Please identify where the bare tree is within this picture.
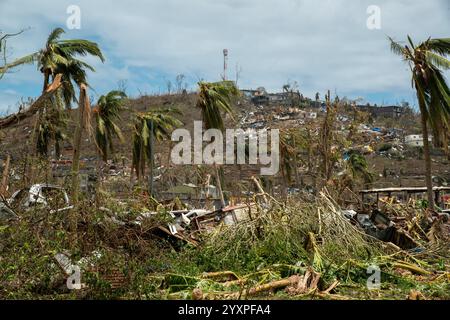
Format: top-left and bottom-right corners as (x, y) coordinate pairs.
(175, 74), (185, 93)
(166, 80), (173, 95)
(117, 79), (128, 94)
(0, 29), (29, 79)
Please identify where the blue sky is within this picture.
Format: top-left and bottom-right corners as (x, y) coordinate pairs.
(0, 0), (449, 115)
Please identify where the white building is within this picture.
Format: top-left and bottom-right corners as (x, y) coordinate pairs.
(405, 134), (432, 147)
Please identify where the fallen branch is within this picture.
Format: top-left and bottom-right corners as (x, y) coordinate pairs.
(201, 271), (239, 282)
(392, 262), (431, 276)
(0, 74), (62, 129)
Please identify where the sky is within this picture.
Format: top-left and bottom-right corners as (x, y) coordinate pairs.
(0, 0), (449, 114)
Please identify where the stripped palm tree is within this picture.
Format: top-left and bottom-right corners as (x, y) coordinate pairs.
(132, 109), (182, 195)
(196, 80), (239, 206)
(94, 90), (127, 162)
(389, 36), (450, 209)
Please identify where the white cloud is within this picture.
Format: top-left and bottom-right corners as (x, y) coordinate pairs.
(0, 0), (449, 112)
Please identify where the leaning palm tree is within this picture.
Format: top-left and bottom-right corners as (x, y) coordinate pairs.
(14, 28), (104, 154)
(37, 28), (104, 96)
(196, 80), (239, 206)
(2, 27), (104, 103)
(36, 28), (104, 157)
(34, 29), (105, 204)
(389, 36), (450, 209)
(33, 29), (105, 239)
(93, 90), (127, 162)
(132, 109), (182, 195)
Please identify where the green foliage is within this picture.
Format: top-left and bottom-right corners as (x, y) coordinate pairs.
(132, 108), (182, 179)
(94, 90), (127, 162)
(346, 150), (374, 184)
(196, 80), (239, 131)
(38, 28), (104, 103)
(182, 196), (383, 274)
(389, 36), (450, 153)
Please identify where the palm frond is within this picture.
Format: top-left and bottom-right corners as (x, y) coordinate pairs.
(388, 36), (406, 57)
(46, 28), (65, 46)
(58, 39), (105, 62)
(0, 52), (38, 73)
(131, 108), (183, 179)
(428, 38), (450, 56)
(94, 90), (127, 161)
(426, 51), (450, 70)
(196, 81), (239, 131)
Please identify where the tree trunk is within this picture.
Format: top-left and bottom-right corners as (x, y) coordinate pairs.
(419, 107), (434, 210)
(0, 154), (10, 196)
(32, 70), (51, 155)
(214, 164), (226, 208)
(292, 135), (300, 187)
(71, 84), (89, 204)
(42, 70), (50, 93)
(148, 120), (154, 197)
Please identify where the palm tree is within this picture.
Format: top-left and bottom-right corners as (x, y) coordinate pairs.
(36, 28), (104, 157)
(37, 28), (104, 96)
(20, 28), (104, 155)
(389, 36), (450, 209)
(33, 29), (105, 204)
(94, 90), (127, 162)
(2, 28), (104, 103)
(132, 109), (182, 196)
(4, 28), (105, 166)
(196, 80), (239, 206)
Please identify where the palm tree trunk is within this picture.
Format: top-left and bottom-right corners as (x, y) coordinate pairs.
(419, 106), (434, 210)
(214, 164), (226, 208)
(71, 84), (88, 204)
(292, 136), (300, 187)
(67, 85), (88, 246)
(148, 120), (154, 197)
(42, 70), (50, 93)
(32, 70), (50, 155)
